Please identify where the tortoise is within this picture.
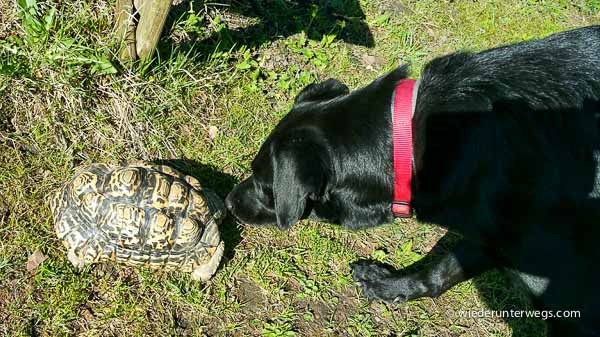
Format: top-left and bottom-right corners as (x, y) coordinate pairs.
(49, 162), (225, 281)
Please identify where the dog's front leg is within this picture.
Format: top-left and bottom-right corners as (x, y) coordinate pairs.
(352, 242), (496, 303)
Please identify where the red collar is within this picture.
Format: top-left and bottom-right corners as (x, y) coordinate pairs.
(391, 79), (418, 217)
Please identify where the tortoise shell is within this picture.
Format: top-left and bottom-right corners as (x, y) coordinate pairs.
(49, 162), (225, 281)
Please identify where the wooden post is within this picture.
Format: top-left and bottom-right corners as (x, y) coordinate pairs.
(115, 0), (137, 61)
(114, 0), (172, 62)
(134, 0), (172, 61)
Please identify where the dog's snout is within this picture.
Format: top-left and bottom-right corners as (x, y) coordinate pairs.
(226, 177), (277, 226)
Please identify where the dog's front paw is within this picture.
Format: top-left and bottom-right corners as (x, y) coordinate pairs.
(351, 260), (421, 304)
(351, 260), (393, 280)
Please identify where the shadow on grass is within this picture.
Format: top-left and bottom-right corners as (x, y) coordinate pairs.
(356, 232), (547, 336)
(473, 271), (547, 337)
(428, 233), (547, 337)
(428, 234), (547, 337)
(161, 0), (373, 59)
(153, 159), (242, 262)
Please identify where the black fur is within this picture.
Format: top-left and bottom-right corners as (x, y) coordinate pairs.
(226, 26), (600, 336)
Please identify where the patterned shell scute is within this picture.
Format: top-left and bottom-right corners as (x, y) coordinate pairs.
(50, 162), (225, 276)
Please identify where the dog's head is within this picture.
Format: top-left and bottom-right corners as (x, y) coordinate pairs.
(226, 67), (407, 230)
(225, 79), (350, 229)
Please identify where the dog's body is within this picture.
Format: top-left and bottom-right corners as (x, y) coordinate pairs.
(226, 26), (600, 336)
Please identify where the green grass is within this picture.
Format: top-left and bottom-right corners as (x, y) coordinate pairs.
(0, 0), (598, 336)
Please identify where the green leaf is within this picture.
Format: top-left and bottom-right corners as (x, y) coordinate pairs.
(90, 57), (117, 75)
(371, 249), (387, 261)
(371, 13), (390, 27)
(43, 7), (55, 31)
(17, 0), (36, 13)
(236, 62), (252, 70)
(301, 49), (314, 59)
(400, 240), (413, 253)
(320, 34), (336, 47)
(250, 68), (261, 81)
(25, 0), (37, 9)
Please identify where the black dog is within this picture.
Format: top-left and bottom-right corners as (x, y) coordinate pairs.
(226, 26), (600, 336)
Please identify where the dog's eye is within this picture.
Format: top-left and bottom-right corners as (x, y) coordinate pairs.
(252, 179), (273, 195)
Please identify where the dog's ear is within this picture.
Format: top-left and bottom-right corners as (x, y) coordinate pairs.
(271, 134), (328, 229)
(294, 78), (349, 106)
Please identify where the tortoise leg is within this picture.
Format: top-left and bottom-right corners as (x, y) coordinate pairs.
(191, 241), (224, 282)
(67, 249), (86, 270)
